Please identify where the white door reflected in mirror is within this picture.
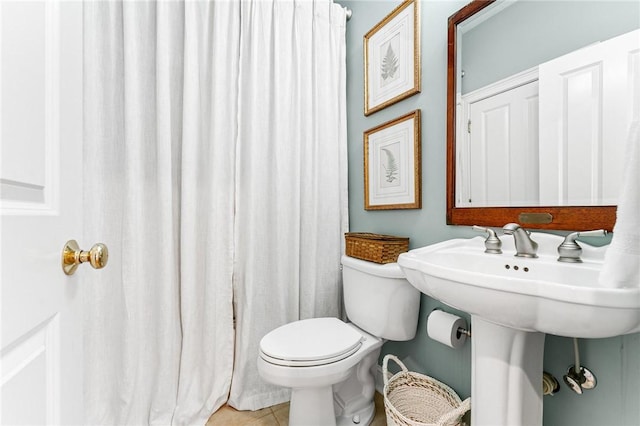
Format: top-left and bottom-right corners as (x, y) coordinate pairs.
(457, 28), (639, 208)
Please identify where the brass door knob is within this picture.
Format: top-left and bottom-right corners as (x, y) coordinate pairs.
(62, 240), (109, 275)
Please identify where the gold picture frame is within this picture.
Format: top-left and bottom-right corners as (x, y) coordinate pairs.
(364, 110), (421, 210)
(364, 0), (421, 116)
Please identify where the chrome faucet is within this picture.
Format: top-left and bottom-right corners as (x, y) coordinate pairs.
(502, 223), (538, 258)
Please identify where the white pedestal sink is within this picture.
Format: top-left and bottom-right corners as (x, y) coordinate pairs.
(397, 233), (640, 426)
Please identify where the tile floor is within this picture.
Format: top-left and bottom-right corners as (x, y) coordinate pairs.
(206, 391), (388, 426)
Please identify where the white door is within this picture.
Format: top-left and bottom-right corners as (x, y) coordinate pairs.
(1, 1), (84, 424)
(538, 29), (640, 206)
(464, 80), (539, 207)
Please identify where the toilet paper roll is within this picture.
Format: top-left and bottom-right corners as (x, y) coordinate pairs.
(427, 310), (467, 349)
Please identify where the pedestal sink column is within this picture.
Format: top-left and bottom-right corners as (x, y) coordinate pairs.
(471, 316), (546, 426)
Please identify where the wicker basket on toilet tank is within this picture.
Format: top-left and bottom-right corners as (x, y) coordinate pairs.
(345, 233), (409, 264)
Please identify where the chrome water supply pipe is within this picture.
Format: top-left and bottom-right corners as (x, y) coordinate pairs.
(563, 338), (597, 394)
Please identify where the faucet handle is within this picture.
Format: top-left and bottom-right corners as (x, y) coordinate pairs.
(472, 225), (502, 254)
(557, 230), (607, 263)
(574, 230), (607, 238)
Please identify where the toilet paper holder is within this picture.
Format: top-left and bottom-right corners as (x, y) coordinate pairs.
(432, 309), (471, 338)
(427, 309), (471, 349)
(456, 326), (471, 339)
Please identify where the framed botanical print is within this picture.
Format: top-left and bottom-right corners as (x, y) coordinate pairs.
(364, 110), (421, 210)
(364, 0), (421, 116)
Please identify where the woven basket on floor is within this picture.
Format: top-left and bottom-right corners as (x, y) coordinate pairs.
(383, 355), (471, 426)
(344, 232), (409, 264)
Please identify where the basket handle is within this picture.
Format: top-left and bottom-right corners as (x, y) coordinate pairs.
(435, 397), (471, 426)
(382, 354), (409, 387)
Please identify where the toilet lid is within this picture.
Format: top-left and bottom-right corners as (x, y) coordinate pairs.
(260, 318), (363, 366)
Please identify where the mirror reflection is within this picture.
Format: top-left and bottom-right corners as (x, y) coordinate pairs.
(454, 0), (640, 208)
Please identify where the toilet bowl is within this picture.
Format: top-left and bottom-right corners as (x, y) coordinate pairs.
(258, 319), (383, 425)
(257, 255), (420, 426)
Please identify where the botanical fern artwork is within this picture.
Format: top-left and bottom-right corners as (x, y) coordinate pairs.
(381, 147), (399, 183)
(380, 43), (399, 81)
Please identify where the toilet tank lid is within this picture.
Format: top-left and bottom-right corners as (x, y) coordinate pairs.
(341, 255), (405, 279)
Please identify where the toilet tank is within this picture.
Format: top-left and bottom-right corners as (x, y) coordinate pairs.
(341, 255), (420, 341)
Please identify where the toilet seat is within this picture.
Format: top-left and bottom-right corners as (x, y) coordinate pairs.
(259, 317), (363, 367)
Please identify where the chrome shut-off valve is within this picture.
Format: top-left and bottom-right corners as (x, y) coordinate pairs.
(564, 365), (597, 395)
(563, 338), (597, 394)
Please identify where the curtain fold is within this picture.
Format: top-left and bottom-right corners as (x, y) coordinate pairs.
(229, 0), (348, 410)
(84, 1), (238, 424)
(84, 2), (182, 424)
(173, 1), (239, 424)
(84, 0), (346, 422)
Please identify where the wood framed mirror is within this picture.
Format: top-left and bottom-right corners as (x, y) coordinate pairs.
(446, 0), (639, 231)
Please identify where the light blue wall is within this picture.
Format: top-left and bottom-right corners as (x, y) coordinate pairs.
(338, 1), (640, 424)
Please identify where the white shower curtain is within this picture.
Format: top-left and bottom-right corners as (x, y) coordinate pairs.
(229, 0), (347, 410)
(83, 0), (346, 424)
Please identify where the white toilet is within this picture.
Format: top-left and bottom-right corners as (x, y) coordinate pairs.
(257, 255), (420, 426)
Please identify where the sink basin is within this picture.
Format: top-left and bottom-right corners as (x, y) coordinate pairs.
(398, 232), (640, 426)
(398, 232), (640, 338)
